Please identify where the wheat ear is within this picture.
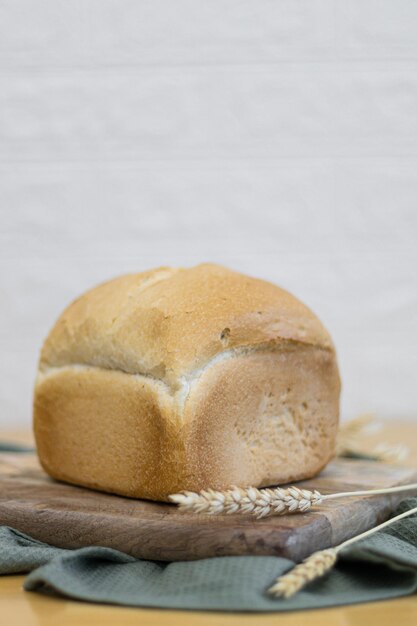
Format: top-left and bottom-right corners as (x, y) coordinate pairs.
(169, 482), (417, 519)
(268, 504), (417, 598)
(336, 412), (375, 455)
(169, 486), (323, 518)
(371, 442), (409, 463)
(336, 413), (409, 463)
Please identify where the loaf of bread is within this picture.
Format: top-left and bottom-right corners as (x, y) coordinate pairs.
(34, 263), (340, 501)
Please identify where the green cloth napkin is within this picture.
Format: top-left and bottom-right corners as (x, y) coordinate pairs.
(0, 442), (34, 453)
(0, 499), (416, 612)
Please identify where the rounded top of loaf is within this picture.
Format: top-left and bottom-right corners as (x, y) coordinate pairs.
(39, 263), (335, 388)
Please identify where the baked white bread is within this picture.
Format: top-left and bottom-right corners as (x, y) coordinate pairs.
(34, 263), (340, 501)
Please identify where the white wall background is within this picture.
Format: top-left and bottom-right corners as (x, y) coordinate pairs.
(1, 1), (417, 428)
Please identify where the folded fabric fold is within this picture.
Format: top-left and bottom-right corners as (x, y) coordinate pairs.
(0, 499), (416, 612)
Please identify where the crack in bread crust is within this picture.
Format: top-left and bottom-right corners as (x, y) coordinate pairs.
(39, 264), (335, 390)
(37, 339), (334, 403)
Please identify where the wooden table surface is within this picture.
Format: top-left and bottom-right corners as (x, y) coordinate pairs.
(1, 421), (417, 626)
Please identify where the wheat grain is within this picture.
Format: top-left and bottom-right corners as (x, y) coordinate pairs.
(268, 504), (417, 598)
(336, 412), (376, 456)
(336, 413), (409, 462)
(372, 443), (409, 463)
(268, 549), (337, 598)
(169, 485), (323, 518)
(169, 482), (417, 518)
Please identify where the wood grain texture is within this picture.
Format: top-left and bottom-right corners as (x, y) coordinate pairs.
(1, 453), (416, 563)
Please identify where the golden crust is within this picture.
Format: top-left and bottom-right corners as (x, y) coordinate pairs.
(34, 367), (184, 499)
(183, 345), (340, 492)
(34, 263), (341, 501)
(34, 345), (340, 501)
(39, 263), (334, 388)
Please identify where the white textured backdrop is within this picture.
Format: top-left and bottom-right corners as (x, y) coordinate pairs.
(1, 1), (417, 427)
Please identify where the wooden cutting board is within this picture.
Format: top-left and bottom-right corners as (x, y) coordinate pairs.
(1, 452), (416, 563)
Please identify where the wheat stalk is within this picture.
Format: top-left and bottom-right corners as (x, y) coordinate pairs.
(336, 412), (374, 456)
(169, 482), (417, 519)
(336, 413), (375, 449)
(336, 413), (409, 463)
(372, 442), (409, 463)
(170, 486), (323, 518)
(268, 504), (417, 598)
(269, 549), (337, 598)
